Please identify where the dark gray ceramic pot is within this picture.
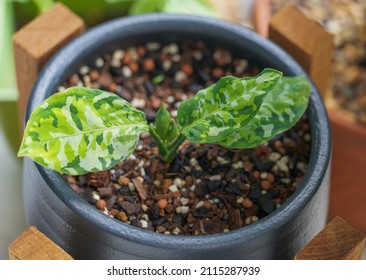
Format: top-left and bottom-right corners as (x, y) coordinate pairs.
(23, 14), (331, 259)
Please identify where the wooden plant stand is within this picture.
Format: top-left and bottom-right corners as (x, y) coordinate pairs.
(10, 2), (365, 260)
(9, 217), (365, 260)
(12, 3), (85, 133)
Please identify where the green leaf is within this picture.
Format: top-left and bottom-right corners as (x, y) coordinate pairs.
(128, 0), (167, 14)
(177, 68), (283, 143)
(18, 87), (148, 175)
(155, 103), (171, 140)
(163, 0), (219, 17)
(219, 77), (311, 148)
(167, 120), (179, 142)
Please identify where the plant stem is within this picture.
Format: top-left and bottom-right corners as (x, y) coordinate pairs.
(148, 125), (186, 163)
(163, 133), (186, 162)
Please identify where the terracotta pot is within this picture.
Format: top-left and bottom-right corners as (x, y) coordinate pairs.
(23, 14), (331, 259)
(328, 110), (366, 233)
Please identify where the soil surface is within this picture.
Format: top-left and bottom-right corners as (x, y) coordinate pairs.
(61, 40), (311, 235)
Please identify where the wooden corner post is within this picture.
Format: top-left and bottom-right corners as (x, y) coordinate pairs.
(269, 5), (333, 99)
(12, 3), (85, 133)
(9, 226), (73, 260)
(295, 217), (366, 260)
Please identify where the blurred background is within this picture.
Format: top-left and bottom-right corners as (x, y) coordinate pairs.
(1, 0), (366, 259)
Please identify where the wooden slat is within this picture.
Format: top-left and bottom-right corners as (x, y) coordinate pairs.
(269, 5), (333, 99)
(9, 226), (73, 260)
(295, 217), (366, 260)
(12, 2), (85, 134)
(253, 0), (271, 37)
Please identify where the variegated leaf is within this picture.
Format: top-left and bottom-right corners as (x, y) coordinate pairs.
(219, 77), (311, 148)
(18, 87), (148, 175)
(177, 68), (282, 143)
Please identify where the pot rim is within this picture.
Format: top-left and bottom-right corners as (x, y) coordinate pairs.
(27, 13), (331, 250)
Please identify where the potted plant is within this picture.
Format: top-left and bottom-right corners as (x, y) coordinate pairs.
(19, 14), (331, 259)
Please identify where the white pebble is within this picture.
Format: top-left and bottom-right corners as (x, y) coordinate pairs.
(146, 42), (161, 51)
(95, 58), (104, 68)
(129, 47), (138, 61)
(128, 154), (137, 160)
(261, 190), (267, 195)
(162, 60), (172, 71)
(111, 59), (121, 68)
(277, 156), (289, 172)
(140, 220), (148, 228)
(212, 198), (220, 204)
(180, 206), (189, 214)
(142, 214), (149, 221)
(181, 94), (188, 100)
(174, 71), (187, 83)
(167, 95), (175, 104)
(189, 158), (198, 167)
(83, 75), (91, 85)
(236, 196), (244, 204)
(174, 178), (184, 188)
(79, 66), (90, 75)
(196, 179), (202, 184)
(171, 110), (178, 118)
(136, 144), (143, 151)
(180, 197), (190, 206)
(190, 184), (196, 191)
(269, 152), (281, 161)
(245, 217), (252, 225)
(223, 228), (230, 233)
(140, 167), (146, 177)
(252, 216), (259, 222)
(195, 201), (204, 209)
(113, 49), (124, 61)
(297, 162), (308, 173)
(138, 160), (145, 168)
(141, 204), (148, 212)
(217, 156), (229, 165)
(172, 227), (181, 235)
(128, 182), (136, 191)
(58, 86), (66, 92)
(172, 54), (181, 62)
(260, 172), (268, 179)
(92, 192), (100, 201)
(163, 43), (179, 54)
(131, 98), (146, 109)
(281, 178), (291, 184)
(122, 66), (132, 78)
(209, 175), (221, 181)
(169, 184), (178, 192)
(235, 59), (248, 73)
